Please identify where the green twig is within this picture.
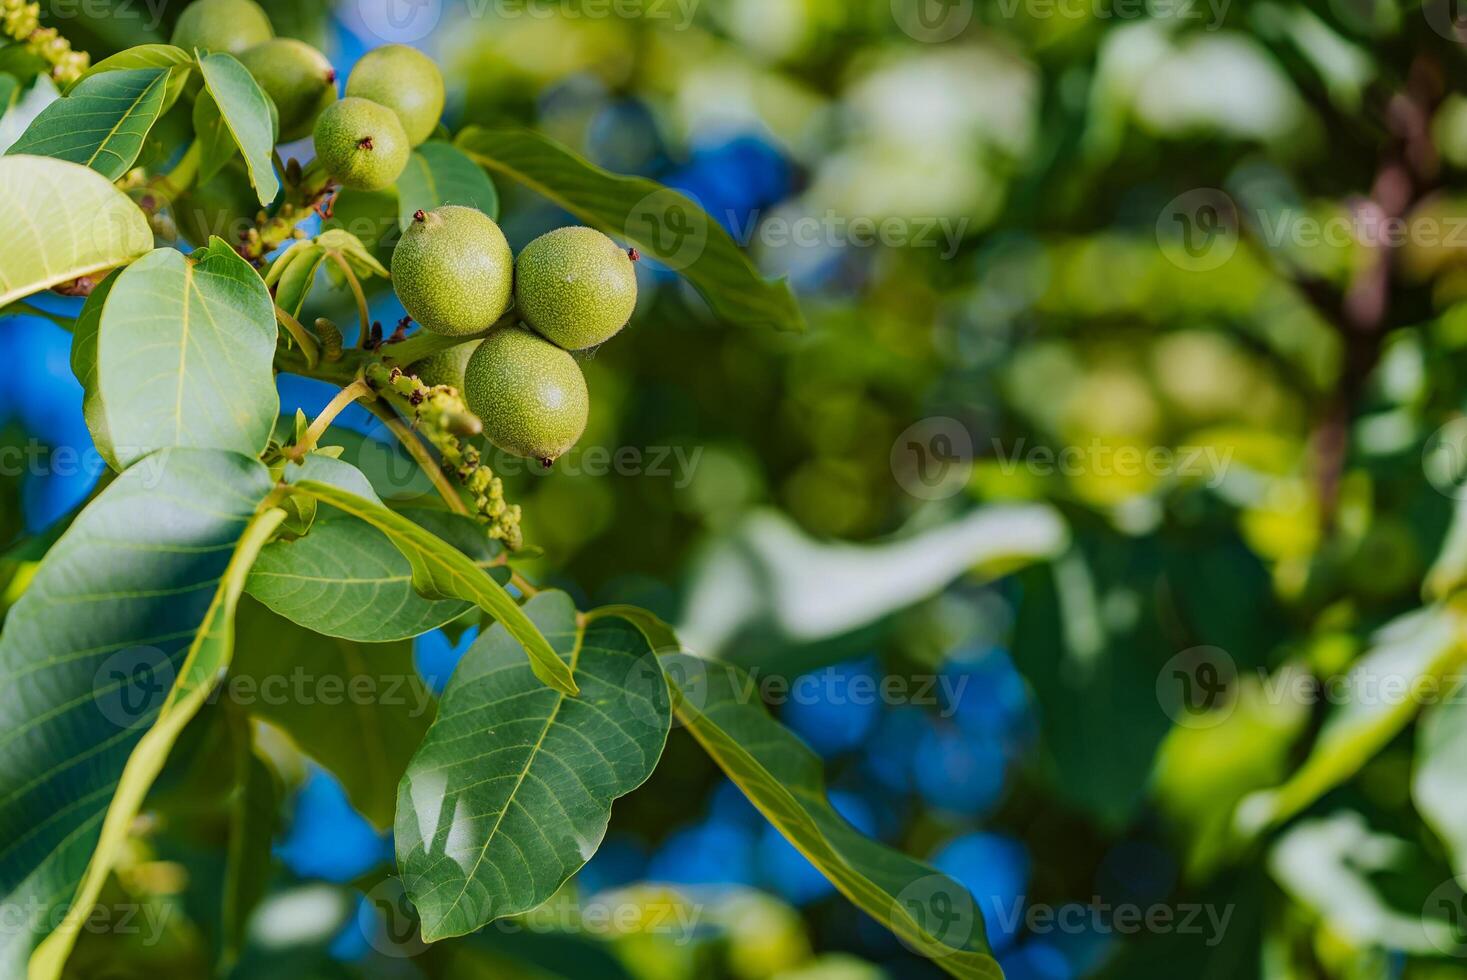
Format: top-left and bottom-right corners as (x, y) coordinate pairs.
(1, 300), (76, 329)
(381, 308), (517, 367)
(367, 401), (470, 516)
(153, 139), (201, 200)
(274, 305), (320, 368)
(287, 378), (373, 461)
(326, 252), (373, 348)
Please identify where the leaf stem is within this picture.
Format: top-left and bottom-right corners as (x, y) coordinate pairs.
(1, 300), (76, 329)
(510, 571), (540, 597)
(368, 401), (470, 516)
(154, 139), (201, 199)
(326, 251), (372, 348)
(274, 305), (320, 368)
(288, 379), (373, 461)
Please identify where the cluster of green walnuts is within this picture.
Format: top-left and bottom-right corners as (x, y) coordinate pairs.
(174, 0), (638, 467)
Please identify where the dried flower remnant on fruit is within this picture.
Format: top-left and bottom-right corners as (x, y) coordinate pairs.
(365, 362), (523, 550)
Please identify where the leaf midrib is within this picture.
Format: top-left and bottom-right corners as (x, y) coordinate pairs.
(83, 71), (165, 170)
(432, 616), (585, 935)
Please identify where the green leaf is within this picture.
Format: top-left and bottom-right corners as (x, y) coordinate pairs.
(262, 242), (326, 321)
(234, 599), (435, 829)
(1269, 813), (1454, 954)
(1414, 678), (1467, 878)
(7, 68), (169, 180)
(219, 707), (276, 971)
(196, 52), (278, 206)
(607, 607), (1003, 980)
(267, 419), (435, 502)
(290, 480), (577, 696)
(192, 90), (238, 185)
(63, 45), (194, 115)
(66, 43), (192, 84)
(316, 228), (390, 279)
(397, 592), (669, 940)
(281, 453), (382, 501)
(324, 185), (401, 264)
(396, 141), (500, 228)
(0, 73), (19, 123)
(264, 232), (388, 321)
(455, 127), (805, 334)
(246, 505), (505, 642)
(0, 155), (153, 308)
(94, 239), (279, 468)
(0, 449), (279, 977)
(69, 269), (122, 471)
(1240, 604), (1467, 833)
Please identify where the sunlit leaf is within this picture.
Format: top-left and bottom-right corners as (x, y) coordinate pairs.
(289, 481), (576, 695)
(397, 592), (669, 940)
(0, 450), (279, 977)
(456, 126), (805, 333)
(396, 141), (499, 227)
(608, 607), (1003, 980)
(196, 52), (278, 206)
(94, 238), (279, 468)
(7, 68), (169, 179)
(247, 498), (505, 642)
(63, 43), (193, 94)
(1240, 604), (1467, 832)
(0, 156), (153, 308)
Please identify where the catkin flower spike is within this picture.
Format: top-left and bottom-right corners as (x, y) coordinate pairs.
(3, 0), (88, 83)
(365, 362), (523, 550)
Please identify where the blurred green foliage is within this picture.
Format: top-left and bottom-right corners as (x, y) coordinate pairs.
(13, 0), (1467, 977)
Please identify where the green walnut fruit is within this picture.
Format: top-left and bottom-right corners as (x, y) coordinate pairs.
(313, 97), (409, 190)
(172, 162), (259, 247)
(515, 226), (638, 351)
(413, 340), (480, 391)
(239, 39), (337, 142)
(171, 0), (273, 54)
(465, 328), (589, 463)
(391, 205), (512, 336)
(344, 44), (444, 146)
